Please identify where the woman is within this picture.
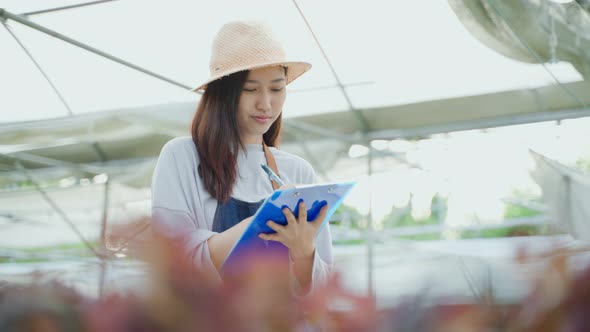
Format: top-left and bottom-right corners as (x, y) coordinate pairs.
(151, 21), (332, 295)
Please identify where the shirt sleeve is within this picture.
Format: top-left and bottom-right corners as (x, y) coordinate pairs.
(151, 139), (219, 278)
(312, 223), (334, 290)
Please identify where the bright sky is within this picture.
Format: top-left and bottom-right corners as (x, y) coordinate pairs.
(0, 0), (583, 123)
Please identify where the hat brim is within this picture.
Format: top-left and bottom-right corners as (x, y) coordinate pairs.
(192, 61), (311, 92)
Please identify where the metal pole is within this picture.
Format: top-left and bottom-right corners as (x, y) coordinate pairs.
(98, 259), (107, 298)
(367, 140), (374, 297)
(1, 20), (73, 115)
(0, 8), (192, 91)
(98, 176), (110, 297)
(13, 161), (105, 259)
(291, 0), (371, 132)
(21, 0), (118, 16)
(90, 142), (110, 297)
(99, 177), (109, 251)
(564, 174), (572, 234)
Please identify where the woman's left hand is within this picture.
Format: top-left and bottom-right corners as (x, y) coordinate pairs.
(259, 201), (328, 259)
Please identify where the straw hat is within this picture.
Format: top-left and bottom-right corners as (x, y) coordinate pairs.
(193, 21), (311, 92)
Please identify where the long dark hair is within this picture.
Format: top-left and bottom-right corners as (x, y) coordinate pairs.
(191, 70), (283, 203)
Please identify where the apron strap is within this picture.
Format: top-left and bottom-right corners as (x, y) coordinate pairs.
(262, 142), (281, 190)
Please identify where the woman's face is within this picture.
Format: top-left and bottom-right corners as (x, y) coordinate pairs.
(237, 66), (286, 145)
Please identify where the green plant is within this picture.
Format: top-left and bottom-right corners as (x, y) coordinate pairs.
(382, 194), (447, 228)
(503, 203), (541, 219)
(331, 204), (366, 229)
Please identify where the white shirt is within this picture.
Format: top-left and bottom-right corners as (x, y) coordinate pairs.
(151, 137), (333, 292)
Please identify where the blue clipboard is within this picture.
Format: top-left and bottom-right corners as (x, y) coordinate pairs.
(221, 181), (356, 275)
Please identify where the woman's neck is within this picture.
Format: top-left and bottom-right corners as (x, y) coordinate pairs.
(241, 134), (263, 146)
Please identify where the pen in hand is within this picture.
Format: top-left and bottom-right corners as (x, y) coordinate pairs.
(260, 163), (285, 187)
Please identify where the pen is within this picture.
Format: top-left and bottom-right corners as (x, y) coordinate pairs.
(260, 163), (285, 187)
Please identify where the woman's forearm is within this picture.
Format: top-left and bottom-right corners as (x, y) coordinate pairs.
(207, 217), (252, 270)
(291, 251), (314, 295)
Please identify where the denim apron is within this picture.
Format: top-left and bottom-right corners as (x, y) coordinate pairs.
(211, 143), (282, 233)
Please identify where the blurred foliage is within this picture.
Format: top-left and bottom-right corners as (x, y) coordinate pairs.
(0, 257), (47, 264)
(503, 203), (541, 218)
(459, 224), (549, 239)
(576, 157), (590, 173)
(1, 237), (590, 331)
(0, 238), (378, 332)
(1, 242), (99, 264)
(1, 178), (60, 191)
(381, 194), (447, 228)
(332, 238), (367, 245)
(18, 242), (97, 253)
(328, 192), (551, 243)
(395, 225), (549, 241)
(331, 203), (367, 229)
